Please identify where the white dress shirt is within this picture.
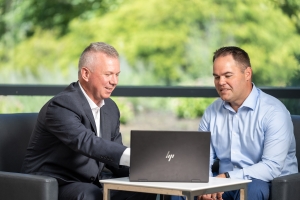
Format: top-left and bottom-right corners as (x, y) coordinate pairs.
(79, 83), (104, 137)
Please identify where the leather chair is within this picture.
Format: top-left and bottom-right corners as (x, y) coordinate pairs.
(271, 115), (300, 200)
(0, 113), (58, 200)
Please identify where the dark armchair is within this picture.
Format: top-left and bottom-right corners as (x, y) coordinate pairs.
(271, 115), (300, 200)
(0, 113), (58, 200)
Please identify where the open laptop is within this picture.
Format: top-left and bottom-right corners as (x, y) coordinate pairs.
(129, 130), (211, 182)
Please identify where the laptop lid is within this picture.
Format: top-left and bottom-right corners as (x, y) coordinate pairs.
(129, 130), (210, 182)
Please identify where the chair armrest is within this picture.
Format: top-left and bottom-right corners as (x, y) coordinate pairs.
(0, 171), (58, 200)
(271, 173), (300, 200)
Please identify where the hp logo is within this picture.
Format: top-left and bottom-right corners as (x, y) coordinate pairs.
(166, 151), (174, 161)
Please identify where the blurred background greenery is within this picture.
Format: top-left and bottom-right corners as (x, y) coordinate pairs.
(1, 0), (300, 123)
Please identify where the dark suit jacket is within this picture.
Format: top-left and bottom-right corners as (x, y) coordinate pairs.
(22, 82), (128, 185)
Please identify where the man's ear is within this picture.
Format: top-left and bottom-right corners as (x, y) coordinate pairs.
(245, 67), (252, 81)
(81, 67), (90, 82)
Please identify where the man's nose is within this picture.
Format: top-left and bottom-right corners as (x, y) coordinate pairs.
(218, 76), (226, 85)
(110, 75), (118, 85)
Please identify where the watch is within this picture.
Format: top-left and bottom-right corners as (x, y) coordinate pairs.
(224, 172), (230, 178)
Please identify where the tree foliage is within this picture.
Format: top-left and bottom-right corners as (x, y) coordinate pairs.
(0, 0), (300, 87)
(1, 0), (300, 117)
(273, 0), (300, 33)
(0, 0), (121, 40)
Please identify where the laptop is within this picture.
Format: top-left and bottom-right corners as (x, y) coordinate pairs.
(129, 130), (211, 182)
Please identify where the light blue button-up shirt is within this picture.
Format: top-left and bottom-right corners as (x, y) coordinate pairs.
(199, 84), (298, 181)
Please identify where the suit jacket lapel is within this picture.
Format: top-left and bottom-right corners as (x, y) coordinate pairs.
(100, 103), (110, 140)
(74, 82), (97, 135)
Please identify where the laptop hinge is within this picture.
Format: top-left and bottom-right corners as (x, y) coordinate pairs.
(138, 179), (148, 182)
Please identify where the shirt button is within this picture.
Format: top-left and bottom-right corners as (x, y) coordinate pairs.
(90, 177), (95, 181)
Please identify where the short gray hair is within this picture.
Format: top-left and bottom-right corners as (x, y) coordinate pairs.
(78, 42), (119, 73)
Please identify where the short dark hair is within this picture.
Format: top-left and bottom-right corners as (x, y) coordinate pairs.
(213, 46), (251, 70)
(78, 42), (119, 72)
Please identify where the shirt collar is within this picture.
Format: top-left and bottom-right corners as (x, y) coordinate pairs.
(223, 83), (259, 111)
(241, 83), (258, 110)
(78, 82), (105, 110)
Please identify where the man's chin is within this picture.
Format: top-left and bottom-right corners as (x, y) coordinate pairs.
(219, 95), (230, 102)
(102, 93), (112, 99)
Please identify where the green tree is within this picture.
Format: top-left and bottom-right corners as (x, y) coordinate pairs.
(65, 0), (300, 86)
(1, 0), (300, 116)
(1, 0), (300, 87)
(273, 0), (300, 33)
(0, 0), (120, 40)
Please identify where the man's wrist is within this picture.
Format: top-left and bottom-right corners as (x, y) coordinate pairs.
(224, 172), (230, 178)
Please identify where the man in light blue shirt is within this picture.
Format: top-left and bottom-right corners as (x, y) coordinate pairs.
(198, 46), (298, 200)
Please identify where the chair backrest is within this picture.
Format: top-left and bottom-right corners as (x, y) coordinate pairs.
(291, 115), (300, 172)
(0, 113), (38, 172)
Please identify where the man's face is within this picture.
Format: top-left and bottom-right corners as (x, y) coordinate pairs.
(213, 54), (251, 110)
(84, 53), (120, 105)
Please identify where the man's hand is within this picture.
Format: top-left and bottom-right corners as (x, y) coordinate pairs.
(216, 173), (226, 178)
(197, 193), (223, 200)
(197, 174), (226, 200)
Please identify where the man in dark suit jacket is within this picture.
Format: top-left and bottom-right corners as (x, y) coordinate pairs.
(22, 42), (156, 200)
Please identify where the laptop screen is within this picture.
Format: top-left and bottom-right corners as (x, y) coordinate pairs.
(129, 130), (211, 182)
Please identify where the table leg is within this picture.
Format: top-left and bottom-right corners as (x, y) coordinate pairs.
(240, 186), (248, 200)
(240, 189), (244, 200)
(103, 184), (110, 200)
